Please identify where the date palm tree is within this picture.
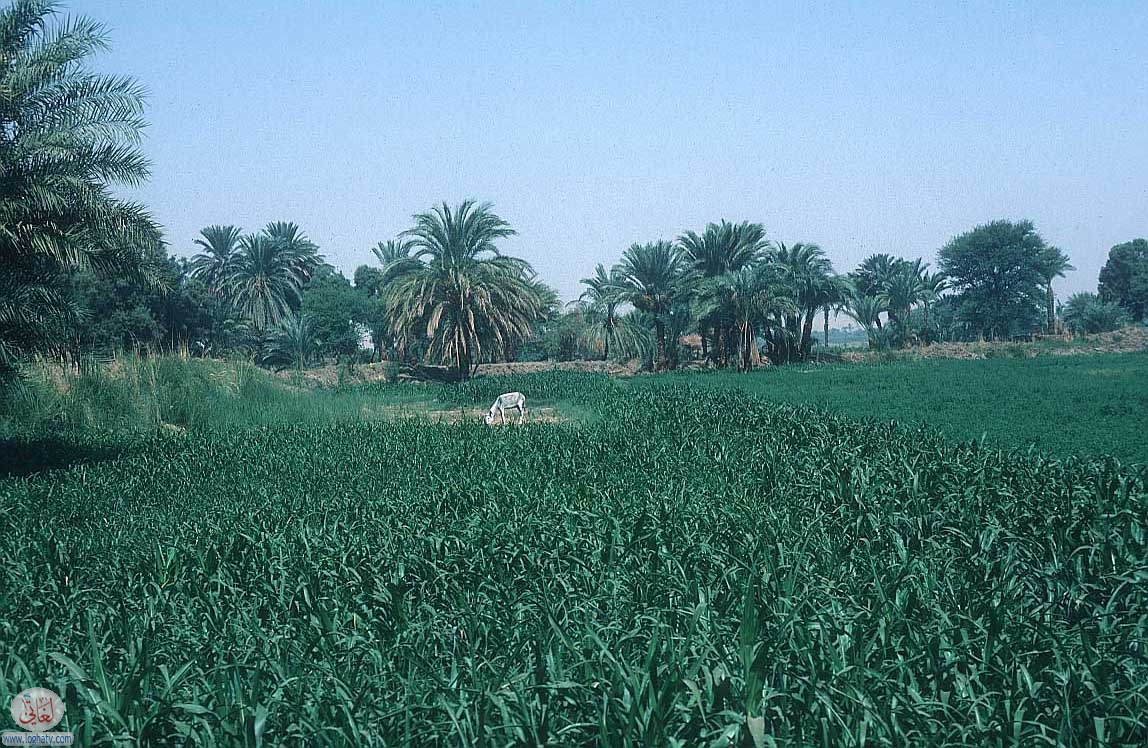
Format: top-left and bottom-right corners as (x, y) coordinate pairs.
(772, 242), (834, 361)
(188, 225), (243, 294)
(225, 234), (316, 332)
(615, 241), (691, 370)
(371, 238), (414, 267)
(577, 264), (627, 360)
(679, 220), (766, 365)
(919, 269), (948, 344)
(381, 201), (547, 380)
(1037, 247), (1074, 334)
(879, 261), (925, 347)
(1, 0), (162, 379)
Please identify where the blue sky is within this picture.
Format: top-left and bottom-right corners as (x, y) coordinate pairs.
(70, 1), (1147, 302)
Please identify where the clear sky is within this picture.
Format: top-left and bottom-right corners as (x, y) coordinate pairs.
(69, 0), (1147, 303)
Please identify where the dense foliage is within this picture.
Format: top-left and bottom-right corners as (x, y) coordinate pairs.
(1098, 238), (1148, 322)
(2, 372), (1145, 745)
(0, 0), (163, 379)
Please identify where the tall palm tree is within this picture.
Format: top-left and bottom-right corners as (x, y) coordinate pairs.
(381, 200), (546, 380)
(263, 222), (322, 283)
(225, 234), (315, 332)
(0, 0), (162, 379)
(577, 264), (625, 360)
(1037, 247), (1074, 334)
(678, 220), (765, 365)
(879, 262), (925, 347)
(188, 225), (243, 294)
(772, 242), (834, 361)
(615, 241), (691, 370)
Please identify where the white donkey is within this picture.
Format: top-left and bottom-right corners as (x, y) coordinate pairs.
(484, 392), (527, 425)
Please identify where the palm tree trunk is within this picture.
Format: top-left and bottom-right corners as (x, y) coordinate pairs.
(823, 306), (830, 348)
(603, 329), (610, 361)
(923, 302), (930, 346)
(654, 319), (666, 371)
(1046, 282), (1055, 333)
(800, 309), (815, 359)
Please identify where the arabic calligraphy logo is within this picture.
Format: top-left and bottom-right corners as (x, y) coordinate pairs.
(10, 688), (65, 732)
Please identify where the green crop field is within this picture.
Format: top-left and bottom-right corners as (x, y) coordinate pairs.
(2, 370), (1146, 746)
(662, 353), (1148, 466)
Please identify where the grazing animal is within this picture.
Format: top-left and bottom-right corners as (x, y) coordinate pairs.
(485, 392), (527, 425)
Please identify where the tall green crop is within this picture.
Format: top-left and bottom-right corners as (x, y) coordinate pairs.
(1, 375), (1145, 745)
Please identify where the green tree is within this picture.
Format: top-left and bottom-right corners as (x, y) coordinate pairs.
(381, 201), (547, 380)
(615, 241), (691, 370)
(1097, 239), (1148, 322)
(918, 270), (948, 344)
(937, 220), (1049, 340)
(0, 0), (162, 379)
(300, 267), (368, 359)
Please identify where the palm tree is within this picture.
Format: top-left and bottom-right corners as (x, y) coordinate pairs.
(678, 220), (765, 365)
(225, 234), (315, 332)
(818, 275), (854, 350)
(0, 0), (162, 379)
(879, 262), (925, 347)
(381, 201), (547, 380)
(845, 294), (887, 349)
(615, 241), (691, 370)
(371, 238), (414, 267)
(697, 266), (796, 372)
(577, 264), (625, 360)
(189, 225), (243, 294)
(772, 242), (834, 361)
(1037, 247), (1074, 334)
(264, 312), (318, 371)
(919, 270), (948, 344)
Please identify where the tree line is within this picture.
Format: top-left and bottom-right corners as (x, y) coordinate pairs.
(2, 1), (1145, 384)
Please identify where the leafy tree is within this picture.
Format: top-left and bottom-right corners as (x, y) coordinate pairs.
(615, 241), (692, 370)
(0, 0), (162, 380)
(696, 265), (795, 371)
(879, 261), (925, 346)
(381, 201), (547, 380)
(300, 266), (368, 359)
(1036, 246), (1074, 333)
(845, 294), (886, 349)
(1097, 239), (1148, 322)
(1061, 293), (1130, 335)
(937, 220), (1049, 340)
